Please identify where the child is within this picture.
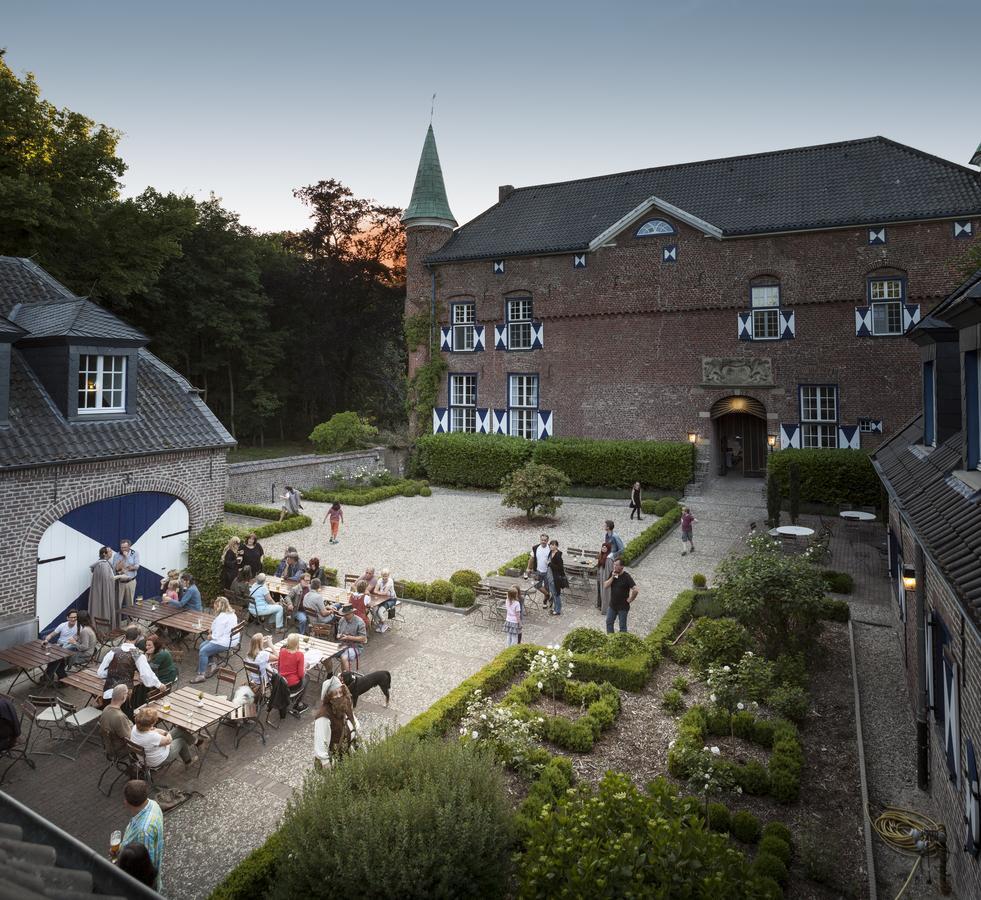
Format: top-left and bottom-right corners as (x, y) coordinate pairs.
(681, 507), (697, 556)
(324, 501), (344, 544)
(163, 579), (180, 605)
(503, 586), (522, 647)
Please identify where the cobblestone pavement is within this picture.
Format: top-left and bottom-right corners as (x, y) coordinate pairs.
(2, 478), (767, 900)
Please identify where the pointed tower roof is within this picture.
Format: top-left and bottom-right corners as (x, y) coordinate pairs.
(403, 125), (457, 229)
(972, 140), (981, 167)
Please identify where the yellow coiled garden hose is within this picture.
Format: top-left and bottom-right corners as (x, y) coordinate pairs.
(870, 806), (947, 900)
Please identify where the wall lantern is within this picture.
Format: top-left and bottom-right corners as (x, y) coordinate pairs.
(687, 432), (698, 444)
(902, 565), (917, 592)
(767, 434), (777, 449)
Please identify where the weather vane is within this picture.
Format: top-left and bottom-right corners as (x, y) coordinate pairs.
(430, 93), (436, 124)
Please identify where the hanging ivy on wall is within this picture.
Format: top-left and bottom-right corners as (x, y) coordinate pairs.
(407, 355), (447, 436)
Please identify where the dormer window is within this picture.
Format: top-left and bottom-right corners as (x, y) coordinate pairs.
(635, 219), (676, 237)
(78, 354), (126, 413)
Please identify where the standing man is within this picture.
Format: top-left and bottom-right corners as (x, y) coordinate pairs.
(118, 780), (164, 890)
(603, 559), (638, 633)
(604, 520), (624, 561)
(113, 539), (139, 608)
(524, 533), (552, 607)
(629, 482), (643, 521)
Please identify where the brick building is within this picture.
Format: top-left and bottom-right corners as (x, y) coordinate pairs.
(0, 257), (234, 641)
(873, 266), (981, 895)
(404, 130), (981, 476)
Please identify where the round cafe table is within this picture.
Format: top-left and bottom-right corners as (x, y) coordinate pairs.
(840, 510), (876, 522)
(769, 525), (815, 537)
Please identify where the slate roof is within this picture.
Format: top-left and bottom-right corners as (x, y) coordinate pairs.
(873, 416), (981, 628)
(0, 315), (27, 340)
(10, 300), (146, 343)
(911, 267), (981, 327)
(0, 257), (235, 469)
(427, 136), (981, 263)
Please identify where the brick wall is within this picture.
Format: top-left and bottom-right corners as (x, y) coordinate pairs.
(409, 215), (978, 450)
(0, 449), (228, 623)
(227, 448), (399, 503)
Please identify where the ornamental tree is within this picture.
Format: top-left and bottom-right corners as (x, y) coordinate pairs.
(500, 462), (569, 520)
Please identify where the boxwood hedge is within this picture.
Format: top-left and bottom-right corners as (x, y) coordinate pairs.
(767, 448), (880, 509)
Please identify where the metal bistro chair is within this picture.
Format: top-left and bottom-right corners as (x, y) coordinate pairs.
(123, 738), (176, 791)
(212, 622), (248, 672)
(242, 661), (277, 730)
(93, 617), (125, 658)
(52, 700), (102, 761)
(26, 695), (68, 757)
(97, 731), (133, 797)
(0, 696), (37, 785)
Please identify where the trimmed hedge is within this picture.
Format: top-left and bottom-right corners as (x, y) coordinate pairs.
(224, 501), (282, 521)
(767, 448), (879, 509)
(414, 433), (695, 491)
(303, 480), (429, 506)
(821, 570), (855, 594)
(223, 503), (312, 541)
(621, 506), (682, 564)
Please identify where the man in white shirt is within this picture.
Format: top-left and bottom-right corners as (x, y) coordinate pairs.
(524, 533), (552, 603)
(44, 610), (79, 647)
(112, 540), (140, 606)
(97, 626), (162, 701)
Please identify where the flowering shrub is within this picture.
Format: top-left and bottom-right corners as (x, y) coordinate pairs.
(459, 689), (544, 774)
(528, 646), (575, 714)
(686, 617), (751, 674)
(735, 650), (775, 702)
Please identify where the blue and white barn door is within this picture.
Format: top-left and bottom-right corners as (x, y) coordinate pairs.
(35, 492), (189, 631)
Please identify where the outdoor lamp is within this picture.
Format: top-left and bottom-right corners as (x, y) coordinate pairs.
(902, 566), (916, 592)
(687, 432), (698, 444)
(767, 434), (777, 449)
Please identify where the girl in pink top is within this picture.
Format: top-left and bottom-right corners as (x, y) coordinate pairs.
(503, 586), (522, 647)
(324, 502), (344, 544)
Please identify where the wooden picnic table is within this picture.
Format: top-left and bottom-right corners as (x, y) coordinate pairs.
(162, 609), (216, 637)
(121, 600), (181, 626)
(0, 639), (74, 691)
(143, 685), (237, 776)
(265, 576), (295, 597)
(58, 665), (106, 707)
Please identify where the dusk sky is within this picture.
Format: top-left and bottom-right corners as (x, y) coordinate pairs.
(5, 0), (980, 232)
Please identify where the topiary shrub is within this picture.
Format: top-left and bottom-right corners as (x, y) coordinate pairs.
(426, 579), (453, 605)
(692, 572), (707, 589)
(767, 448), (880, 509)
(269, 736), (512, 899)
(706, 801), (730, 833)
(308, 411), (378, 453)
(419, 484), (432, 497)
(820, 570), (854, 594)
(819, 597), (851, 621)
(640, 499), (657, 514)
(653, 496), (679, 516)
(686, 617), (751, 673)
(561, 627), (608, 655)
(449, 569), (482, 589)
(452, 586), (475, 608)
(401, 480), (421, 497)
(672, 675), (689, 694)
(416, 433), (533, 488)
(533, 439), (693, 491)
(397, 580), (428, 601)
(602, 632), (647, 659)
(761, 822), (793, 846)
(751, 852), (788, 885)
(731, 810), (762, 843)
(735, 759), (770, 796)
(758, 835), (792, 865)
(773, 652), (809, 690)
(500, 462), (569, 519)
(661, 688), (685, 715)
(768, 684), (809, 722)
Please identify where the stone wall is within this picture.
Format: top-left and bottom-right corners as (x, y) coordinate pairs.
(0, 448), (228, 623)
(227, 447), (402, 504)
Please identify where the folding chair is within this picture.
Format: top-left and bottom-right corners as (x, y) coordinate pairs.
(26, 695), (68, 757)
(215, 667), (238, 700)
(212, 622), (248, 671)
(53, 700), (103, 760)
(0, 698), (36, 785)
(124, 738), (176, 790)
(93, 617), (125, 657)
(226, 702), (266, 749)
(96, 730), (132, 797)
(242, 661), (277, 729)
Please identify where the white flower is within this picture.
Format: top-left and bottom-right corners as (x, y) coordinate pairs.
(668, 740), (676, 749)
(737, 702), (745, 710)
(480, 714), (487, 720)
(702, 746), (708, 752)
(752, 701), (759, 708)
(460, 726), (467, 735)
(745, 651), (753, 657)
(537, 681), (544, 690)
(710, 693), (717, 702)
(471, 730), (479, 739)
(710, 746), (721, 756)
(722, 665), (731, 673)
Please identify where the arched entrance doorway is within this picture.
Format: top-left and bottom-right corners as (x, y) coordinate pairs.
(711, 396), (767, 478)
(35, 492), (189, 631)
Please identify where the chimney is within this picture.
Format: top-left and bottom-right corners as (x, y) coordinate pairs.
(499, 184), (515, 203)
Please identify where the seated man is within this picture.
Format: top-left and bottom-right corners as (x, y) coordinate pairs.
(248, 572), (285, 630)
(359, 567), (378, 595)
(130, 707), (195, 770)
(288, 573), (312, 632)
(368, 569), (397, 633)
(301, 579), (338, 631)
(100, 683), (133, 754)
(274, 550), (307, 581)
(335, 604), (367, 673)
(97, 627), (162, 702)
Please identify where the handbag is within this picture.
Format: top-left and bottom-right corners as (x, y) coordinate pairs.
(555, 574), (569, 590)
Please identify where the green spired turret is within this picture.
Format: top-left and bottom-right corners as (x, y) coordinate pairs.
(403, 125), (457, 229)
(972, 140), (981, 167)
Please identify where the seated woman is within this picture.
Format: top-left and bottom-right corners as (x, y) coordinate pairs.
(368, 569), (397, 633)
(313, 675), (358, 768)
(144, 632), (178, 686)
(304, 556), (325, 583)
(248, 572), (284, 631)
(130, 707), (195, 769)
(276, 632), (308, 715)
(190, 597), (240, 683)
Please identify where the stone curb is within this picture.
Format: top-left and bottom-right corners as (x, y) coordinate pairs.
(399, 596), (476, 615)
(848, 618), (879, 900)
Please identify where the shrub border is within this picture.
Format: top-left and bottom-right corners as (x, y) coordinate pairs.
(303, 479), (430, 506)
(223, 503), (312, 541)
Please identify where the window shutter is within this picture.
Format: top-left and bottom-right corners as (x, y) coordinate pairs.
(944, 655), (960, 785)
(494, 324), (507, 350)
(925, 614), (935, 716)
(537, 410), (553, 440)
(895, 554), (906, 622)
(780, 310), (796, 339)
(531, 322), (544, 350)
(737, 312), (752, 340)
(473, 325), (485, 351)
(779, 424), (800, 449)
(475, 408), (490, 434)
(903, 304), (921, 332)
(492, 409), (508, 435)
(855, 307), (872, 337)
(966, 738), (980, 856)
(837, 425), (859, 449)
(432, 407), (448, 434)
(440, 327), (452, 351)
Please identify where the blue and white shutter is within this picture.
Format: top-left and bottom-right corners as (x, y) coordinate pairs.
(573, 254), (587, 268)
(494, 325), (508, 350)
(944, 654), (960, 785)
(868, 227), (886, 245)
(926, 614), (935, 715)
(473, 325), (485, 351)
(855, 307), (872, 337)
(475, 408), (490, 434)
(440, 327), (452, 351)
(737, 312), (752, 340)
(895, 553), (906, 622)
(954, 221), (974, 239)
(838, 425), (860, 450)
(530, 322), (544, 350)
(965, 738), (980, 855)
(537, 410), (553, 440)
(493, 260), (505, 274)
(779, 424), (800, 449)
(780, 310), (796, 339)
(492, 409), (508, 435)
(903, 304), (921, 332)
(432, 407), (449, 434)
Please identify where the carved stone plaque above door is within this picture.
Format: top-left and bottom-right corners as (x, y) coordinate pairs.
(701, 357), (774, 387)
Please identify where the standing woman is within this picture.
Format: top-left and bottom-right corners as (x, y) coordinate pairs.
(221, 536), (242, 590)
(240, 533), (263, 582)
(89, 546), (119, 629)
(597, 541), (613, 615)
(630, 482), (643, 521)
(503, 586), (522, 647)
(324, 502), (344, 544)
(547, 540), (567, 617)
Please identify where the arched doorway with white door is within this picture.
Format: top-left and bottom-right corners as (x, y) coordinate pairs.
(711, 395), (768, 478)
(35, 492), (189, 631)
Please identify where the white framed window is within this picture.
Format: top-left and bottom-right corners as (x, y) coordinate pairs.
(635, 219), (676, 236)
(508, 374), (539, 440)
(869, 278), (905, 336)
(451, 303), (475, 351)
(77, 354), (126, 413)
(449, 374), (476, 433)
(859, 418), (876, 433)
(800, 385), (838, 448)
(751, 285), (780, 340)
(507, 298), (533, 350)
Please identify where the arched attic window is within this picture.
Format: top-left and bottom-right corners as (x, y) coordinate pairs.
(635, 219), (676, 237)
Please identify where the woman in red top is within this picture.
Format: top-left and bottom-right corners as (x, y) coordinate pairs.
(275, 632), (308, 715)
